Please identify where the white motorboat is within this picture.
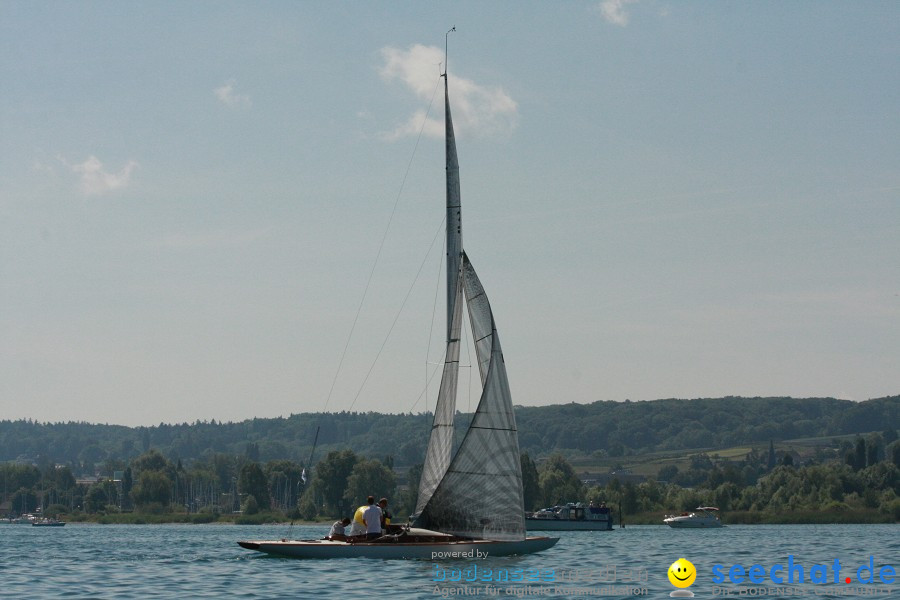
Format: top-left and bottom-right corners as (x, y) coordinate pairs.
(32, 517), (66, 527)
(663, 506), (723, 528)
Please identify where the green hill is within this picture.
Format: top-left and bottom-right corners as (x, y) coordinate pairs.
(1, 395), (896, 473)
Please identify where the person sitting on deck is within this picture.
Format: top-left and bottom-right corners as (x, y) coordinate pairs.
(328, 517), (352, 540)
(362, 495), (383, 540)
(378, 497), (394, 532)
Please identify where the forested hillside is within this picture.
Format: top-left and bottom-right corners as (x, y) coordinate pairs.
(2, 396), (896, 471)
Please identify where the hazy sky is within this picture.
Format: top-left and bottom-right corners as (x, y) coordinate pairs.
(2, 1), (898, 427)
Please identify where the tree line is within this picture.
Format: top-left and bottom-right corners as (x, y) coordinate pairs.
(584, 431), (900, 523)
(1, 396), (897, 472)
(3, 430), (897, 523)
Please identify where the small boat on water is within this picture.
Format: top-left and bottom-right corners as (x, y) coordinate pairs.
(32, 517), (66, 527)
(238, 33), (557, 560)
(238, 527), (556, 559)
(526, 502), (614, 531)
(663, 506), (722, 528)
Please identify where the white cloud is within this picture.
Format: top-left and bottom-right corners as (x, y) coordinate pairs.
(63, 155), (138, 195)
(214, 79), (252, 108)
(378, 44), (518, 140)
(598, 0), (638, 27)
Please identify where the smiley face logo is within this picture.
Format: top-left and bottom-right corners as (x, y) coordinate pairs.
(668, 558), (697, 588)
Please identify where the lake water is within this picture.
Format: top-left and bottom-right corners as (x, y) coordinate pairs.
(2, 523), (896, 599)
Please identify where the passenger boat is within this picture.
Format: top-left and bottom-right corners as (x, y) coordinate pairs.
(526, 502), (614, 531)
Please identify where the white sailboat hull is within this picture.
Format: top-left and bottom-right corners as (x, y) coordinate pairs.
(238, 536), (558, 559)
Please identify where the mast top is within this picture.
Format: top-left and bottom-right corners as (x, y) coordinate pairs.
(443, 26), (455, 78)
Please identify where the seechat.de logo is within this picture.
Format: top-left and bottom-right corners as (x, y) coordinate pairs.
(712, 555), (895, 586)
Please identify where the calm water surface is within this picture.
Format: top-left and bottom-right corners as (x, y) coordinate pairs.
(1, 523), (896, 599)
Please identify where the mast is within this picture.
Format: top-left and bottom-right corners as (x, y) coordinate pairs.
(414, 28), (463, 519)
(444, 27), (462, 343)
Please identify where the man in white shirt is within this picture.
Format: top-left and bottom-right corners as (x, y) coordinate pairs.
(362, 495), (383, 540)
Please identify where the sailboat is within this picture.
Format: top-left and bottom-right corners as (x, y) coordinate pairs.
(238, 42), (558, 559)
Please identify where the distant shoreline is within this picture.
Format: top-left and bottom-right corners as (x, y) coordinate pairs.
(27, 513), (330, 526)
(35, 510), (896, 526)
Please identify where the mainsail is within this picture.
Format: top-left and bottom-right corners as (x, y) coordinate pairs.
(413, 65), (525, 542)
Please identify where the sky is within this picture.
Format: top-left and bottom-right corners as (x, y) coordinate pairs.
(1, 1), (898, 427)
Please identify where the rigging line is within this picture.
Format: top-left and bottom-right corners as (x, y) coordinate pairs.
(347, 216), (446, 412)
(407, 349), (474, 414)
(321, 74), (443, 413)
(408, 358), (444, 414)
